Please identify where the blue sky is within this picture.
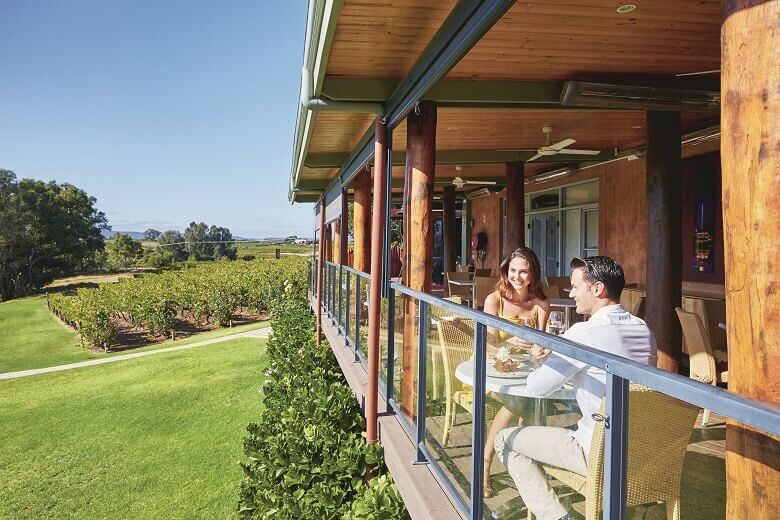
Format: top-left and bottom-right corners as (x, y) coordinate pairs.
(0, 1), (314, 239)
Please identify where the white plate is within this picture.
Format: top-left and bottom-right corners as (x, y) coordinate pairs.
(486, 362), (532, 379)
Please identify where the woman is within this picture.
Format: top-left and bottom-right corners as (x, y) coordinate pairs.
(481, 247), (550, 497)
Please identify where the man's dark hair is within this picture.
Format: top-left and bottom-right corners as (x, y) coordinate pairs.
(570, 256), (625, 301)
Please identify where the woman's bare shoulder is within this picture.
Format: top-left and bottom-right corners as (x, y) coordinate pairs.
(484, 291), (500, 306)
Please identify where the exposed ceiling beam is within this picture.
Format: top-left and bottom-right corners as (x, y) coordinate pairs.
(321, 78), (564, 107)
(319, 76), (721, 109)
(304, 149), (617, 169)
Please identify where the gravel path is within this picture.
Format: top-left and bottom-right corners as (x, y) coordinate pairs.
(0, 327), (271, 381)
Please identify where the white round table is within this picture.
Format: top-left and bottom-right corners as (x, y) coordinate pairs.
(455, 360), (575, 425)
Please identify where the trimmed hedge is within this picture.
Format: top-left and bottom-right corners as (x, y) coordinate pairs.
(238, 283), (409, 519)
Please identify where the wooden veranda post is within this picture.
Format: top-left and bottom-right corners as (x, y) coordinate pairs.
(401, 101), (436, 416)
(353, 169), (372, 273)
(645, 111), (682, 373)
(366, 117), (388, 444)
(316, 198), (326, 348)
(324, 223), (333, 262)
(722, 1), (780, 517)
(442, 185), (457, 276)
(333, 220), (342, 264)
(504, 161), (525, 253)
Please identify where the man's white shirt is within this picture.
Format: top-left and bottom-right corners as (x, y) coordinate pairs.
(525, 304), (657, 455)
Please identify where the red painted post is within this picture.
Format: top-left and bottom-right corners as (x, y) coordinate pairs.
(366, 117), (388, 444)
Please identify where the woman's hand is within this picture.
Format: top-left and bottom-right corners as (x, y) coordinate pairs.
(530, 345), (550, 361)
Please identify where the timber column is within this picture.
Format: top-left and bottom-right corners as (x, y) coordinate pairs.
(401, 101), (436, 416)
(442, 185), (457, 276)
(366, 117), (389, 443)
(722, 2), (780, 517)
(333, 221), (342, 264)
(645, 111), (682, 373)
(316, 197), (326, 348)
(353, 169), (372, 273)
(504, 161), (525, 253)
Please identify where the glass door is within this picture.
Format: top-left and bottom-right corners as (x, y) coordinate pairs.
(529, 211), (560, 278)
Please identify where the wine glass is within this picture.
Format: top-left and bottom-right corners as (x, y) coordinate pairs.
(513, 316), (535, 349)
(549, 311), (564, 335)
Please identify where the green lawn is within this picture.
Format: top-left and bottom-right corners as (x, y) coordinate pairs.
(0, 337), (266, 519)
(0, 296), (267, 373)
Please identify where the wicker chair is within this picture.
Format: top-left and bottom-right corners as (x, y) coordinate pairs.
(446, 271), (473, 306)
(543, 285), (562, 299)
(543, 385), (698, 520)
(626, 296), (646, 319)
(472, 276), (499, 310)
(430, 310), (501, 446)
(475, 268), (493, 277)
(676, 307), (728, 427)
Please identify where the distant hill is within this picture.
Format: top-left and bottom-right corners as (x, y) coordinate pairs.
(102, 230), (146, 240)
(102, 229), (256, 241)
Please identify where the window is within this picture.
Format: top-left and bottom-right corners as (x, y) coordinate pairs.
(563, 180), (599, 206)
(526, 179), (600, 276)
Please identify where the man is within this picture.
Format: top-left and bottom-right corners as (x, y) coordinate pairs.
(494, 256), (657, 520)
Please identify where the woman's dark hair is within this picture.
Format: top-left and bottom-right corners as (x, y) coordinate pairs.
(570, 256), (625, 300)
(496, 247), (547, 301)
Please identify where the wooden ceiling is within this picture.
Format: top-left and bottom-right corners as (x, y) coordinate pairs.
(325, 0), (720, 80)
(326, 0), (457, 77)
(449, 0), (721, 80)
(302, 1), (721, 192)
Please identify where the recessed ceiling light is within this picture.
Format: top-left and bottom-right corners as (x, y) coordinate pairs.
(633, 125), (642, 129)
(447, 127), (459, 131)
(616, 4), (637, 14)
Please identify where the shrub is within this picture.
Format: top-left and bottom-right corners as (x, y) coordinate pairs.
(238, 287), (408, 519)
(343, 474), (409, 520)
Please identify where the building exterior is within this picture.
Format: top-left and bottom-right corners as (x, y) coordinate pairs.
(289, 1), (779, 518)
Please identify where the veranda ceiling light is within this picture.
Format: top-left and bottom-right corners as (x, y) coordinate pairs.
(616, 4), (637, 14)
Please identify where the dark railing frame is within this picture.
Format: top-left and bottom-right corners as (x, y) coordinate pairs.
(318, 260), (780, 519)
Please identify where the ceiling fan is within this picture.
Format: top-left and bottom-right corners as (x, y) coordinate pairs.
(436, 166), (497, 189)
(503, 126), (601, 162)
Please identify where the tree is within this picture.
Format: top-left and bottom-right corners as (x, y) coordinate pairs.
(209, 225), (237, 260)
(143, 248), (175, 269)
(0, 170), (108, 300)
(158, 230), (187, 262)
(143, 228), (161, 241)
(107, 233), (144, 269)
(184, 222), (211, 260)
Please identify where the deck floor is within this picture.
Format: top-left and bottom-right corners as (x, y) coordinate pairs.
(421, 408), (726, 520)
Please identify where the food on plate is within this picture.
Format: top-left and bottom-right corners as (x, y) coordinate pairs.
(493, 347), (518, 372)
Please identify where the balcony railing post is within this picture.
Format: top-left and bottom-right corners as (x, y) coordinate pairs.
(337, 265), (343, 332)
(603, 371), (629, 520)
(355, 275), (362, 362)
(331, 264), (336, 324)
(345, 272), (351, 343)
(470, 322), (487, 519)
(386, 286), (395, 405)
(415, 300), (429, 464)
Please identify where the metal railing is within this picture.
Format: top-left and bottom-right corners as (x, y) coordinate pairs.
(315, 259), (780, 520)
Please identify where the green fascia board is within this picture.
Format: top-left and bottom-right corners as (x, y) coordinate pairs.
(321, 77), (563, 106)
(304, 149), (616, 168)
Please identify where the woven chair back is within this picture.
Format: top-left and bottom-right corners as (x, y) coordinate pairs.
(474, 268), (493, 277)
(676, 307), (716, 384)
(582, 385), (698, 515)
(473, 276), (499, 309)
(446, 272), (474, 302)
